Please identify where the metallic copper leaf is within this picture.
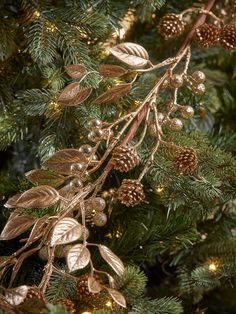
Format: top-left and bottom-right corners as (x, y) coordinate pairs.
(5, 285), (29, 306)
(25, 169), (66, 188)
(88, 274), (102, 294)
(107, 274), (115, 289)
(5, 185), (60, 209)
(64, 64), (86, 78)
(58, 82), (80, 103)
(99, 64), (128, 77)
(58, 185), (76, 200)
(66, 244), (90, 272)
(4, 194), (21, 208)
(60, 87), (93, 106)
(94, 83), (131, 105)
(107, 288), (126, 308)
(43, 148), (87, 175)
(0, 215), (37, 240)
(26, 215), (49, 246)
(50, 217), (83, 246)
(98, 245), (124, 276)
(110, 43), (149, 69)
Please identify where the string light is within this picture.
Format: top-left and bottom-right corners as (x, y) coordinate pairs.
(155, 185), (165, 194)
(106, 300), (112, 307)
(33, 10), (41, 18)
(47, 100), (61, 112)
(45, 22), (58, 33)
(208, 263), (217, 272)
(207, 259), (219, 272)
(115, 230), (122, 238)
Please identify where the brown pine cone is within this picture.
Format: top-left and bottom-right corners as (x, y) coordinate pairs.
(118, 179), (145, 207)
(220, 24), (236, 50)
(26, 286), (44, 301)
(158, 13), (185, 39)
(194, 23), (220, 47)
(76, 273), (101, 302)
(173, 148), (198, 174)
(111, 145), (139, 172)
(54, 298), (76, 313)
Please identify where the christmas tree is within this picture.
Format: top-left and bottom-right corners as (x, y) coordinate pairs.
(0, 0), (236, 313)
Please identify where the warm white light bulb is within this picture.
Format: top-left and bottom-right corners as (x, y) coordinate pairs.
(208, 263), (217, 272)
(106, 300), (112, 307)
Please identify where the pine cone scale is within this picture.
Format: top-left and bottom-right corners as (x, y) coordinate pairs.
(118, 179), (145, 207)
(173, 148), (198, 174)
(112, 145), (139, 172)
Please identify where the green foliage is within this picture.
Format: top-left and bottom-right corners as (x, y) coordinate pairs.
(129, 296), (183, 314)
(131, 0), (166, 21)
(45, 271), (77, 302)
(115, 266), (147, 303)
(15, 89), (54, 116)
(43, 304), (70, 314)
(0, 22), (16, 61)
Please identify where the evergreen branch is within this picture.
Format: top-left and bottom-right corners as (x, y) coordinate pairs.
(26, 18), (58, 65)
(130, 296), (183, 314)
(15, 88), (54, 116)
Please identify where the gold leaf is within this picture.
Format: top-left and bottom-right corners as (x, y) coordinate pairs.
(107, 288), (126, 308)
(110, 42), (149, 69)
(5, 185), (60, 209)
(64, 64), (86, 78)
(60, 87), (93, 106)
(50, 217), (83, 246)
(88, 274), (102, 294)
(58, 185), (76, 200)
(66, 244), (90, 272)
(107, 274), (115, 289)
(0, 215), (37, 240)
(25, 169), (66, 188)
(26, 215), (49, 246)
(5, 285), (29, 306)
(58, 82), (80, 103)
(98, 245), (124, 276)
(4, 194), (21, 208)
(99, 64), (128, 77)
(94, 83), (131, 105)
(43, 149), (87, 175)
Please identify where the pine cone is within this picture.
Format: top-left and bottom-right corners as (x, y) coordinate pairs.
(194, 23), (220, 47)
(118, 179), (145, 207)
(158, 13), (185, 39)
(54, 298), (76, 313)
(220, 25), (236, 50)
(76, 273), (101, 302)
(173, 148), (198, 174)
(26, 287), (44, 301)
(111, 145), (139, 172)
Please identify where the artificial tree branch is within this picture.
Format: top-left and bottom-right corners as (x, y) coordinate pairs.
(102, 0), (216, 175)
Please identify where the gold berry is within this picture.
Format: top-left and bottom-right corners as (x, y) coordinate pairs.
(170, 74), (183, 88)
(191, 71), (206, 84)
(169, 118), (183, 131)
(180, 106), (194, 119)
